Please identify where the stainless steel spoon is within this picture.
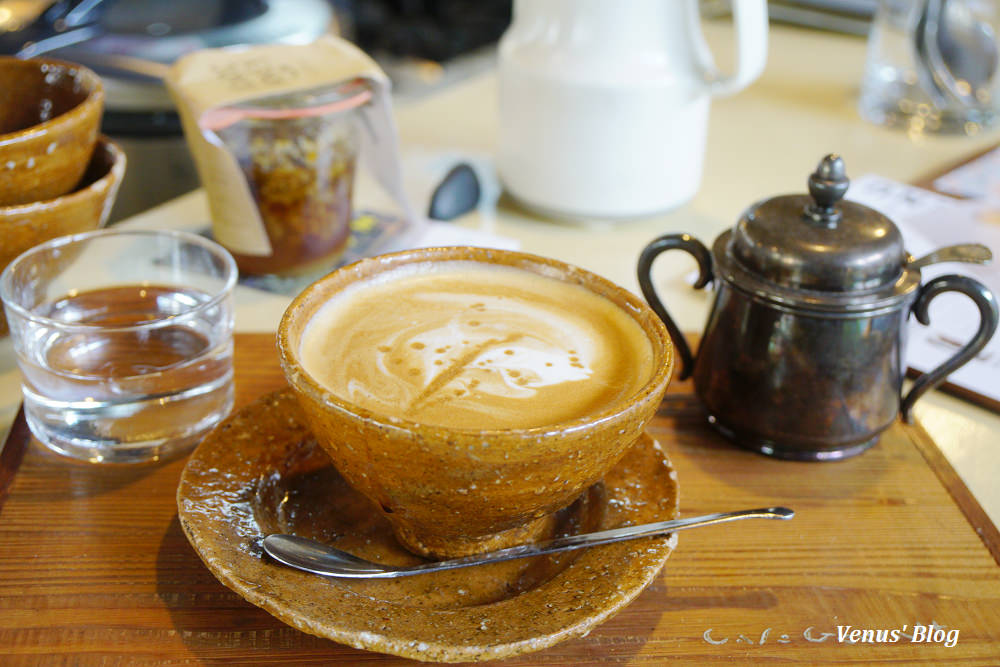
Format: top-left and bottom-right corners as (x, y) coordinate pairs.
(262, 506), (794, 579)
(915, 0), (999, 109)
(909, 242), (993, 270)
(935, 0), (999, 107)
(914, 0), (953, 108)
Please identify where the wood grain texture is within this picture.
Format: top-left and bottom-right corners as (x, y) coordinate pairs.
(0, 333), (998, 665)
(906, 417), (1000, 566)
(0, 405), (29, 510)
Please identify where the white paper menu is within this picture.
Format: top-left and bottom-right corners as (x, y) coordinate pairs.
(848, 173), (1000, 407)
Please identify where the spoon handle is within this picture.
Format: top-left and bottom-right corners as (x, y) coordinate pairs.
(407, 507), (794, 575)
(909, 243), (993, 270)
(265, 507), (794, 579)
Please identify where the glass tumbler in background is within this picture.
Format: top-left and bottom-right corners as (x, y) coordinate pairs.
(0, 229), (237, 464)
(859, 0), (1000, 135)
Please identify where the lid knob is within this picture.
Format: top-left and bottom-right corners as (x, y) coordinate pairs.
(805, 154), (849, 227)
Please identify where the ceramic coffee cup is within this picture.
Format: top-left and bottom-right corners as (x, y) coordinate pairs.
(0, 57), (104, 206)
(278, 247), (673, 558)
(0, 136), (125, 336)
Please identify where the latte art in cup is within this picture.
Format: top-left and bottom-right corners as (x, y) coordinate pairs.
(299, 261), (654, 430)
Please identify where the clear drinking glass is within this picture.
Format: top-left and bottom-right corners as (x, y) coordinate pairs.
(0, 229), (237, 463)
(859, 0), (1000, 135)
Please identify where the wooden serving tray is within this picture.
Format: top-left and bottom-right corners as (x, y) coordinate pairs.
(1, 333), (998, 665)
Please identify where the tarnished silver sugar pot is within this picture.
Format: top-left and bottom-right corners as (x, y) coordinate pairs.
(638, 155), (999, 461)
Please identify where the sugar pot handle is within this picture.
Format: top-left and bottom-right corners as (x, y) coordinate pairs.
(637, 234), (714, 380)
(901, 275), (999, 422)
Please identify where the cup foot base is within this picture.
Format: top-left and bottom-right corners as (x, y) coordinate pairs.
(33, 431), (206, 464)
(392, 512), (557, 559)
(858, 86), (1000, 136)
(707, 414), (880, 462)
(24, 390), (233, 466)
(500, 184), (688, 223)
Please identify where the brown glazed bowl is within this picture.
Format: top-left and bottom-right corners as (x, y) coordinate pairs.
(0, 56), (104, 206)
(278, 247), (674, 559)
(0, 136), (125, 335)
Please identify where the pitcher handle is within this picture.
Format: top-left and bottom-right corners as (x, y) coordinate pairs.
(688, 0), (769, 97)
(637, 234), (714, 381)
(901, 275), (999, 422)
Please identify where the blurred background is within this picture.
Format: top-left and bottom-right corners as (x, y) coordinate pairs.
(0, 0), (878, 220)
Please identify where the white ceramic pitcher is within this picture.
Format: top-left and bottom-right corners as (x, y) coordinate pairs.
(497, 0), (768, 219)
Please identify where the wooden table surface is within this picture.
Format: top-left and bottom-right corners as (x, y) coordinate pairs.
(1, 333), (998, 665)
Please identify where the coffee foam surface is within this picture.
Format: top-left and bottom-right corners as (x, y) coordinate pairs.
(299, 261), (653, 430)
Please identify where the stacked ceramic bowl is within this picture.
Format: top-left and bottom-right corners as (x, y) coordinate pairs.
(0, 56), (125, 334)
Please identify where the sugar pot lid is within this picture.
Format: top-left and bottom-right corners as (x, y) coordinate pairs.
(715, 154), (920, 311)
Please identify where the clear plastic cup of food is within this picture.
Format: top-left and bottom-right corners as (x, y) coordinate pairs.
(200, 80), (372, 276)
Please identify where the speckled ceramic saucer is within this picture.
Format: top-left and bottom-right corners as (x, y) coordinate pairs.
(177, 389), (679, 663)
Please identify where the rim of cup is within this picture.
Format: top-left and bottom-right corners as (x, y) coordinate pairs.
(0, 137), (125, 216)
(0, 56), (104, 143)
(0, 228), (238, 333)
(278, 246), (674, 438)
